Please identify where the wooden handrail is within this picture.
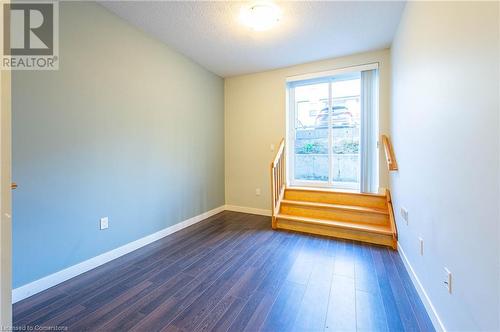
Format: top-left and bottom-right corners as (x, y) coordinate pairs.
(272, 139), (285, 167)
(270, 138), (286, 229)
(385, 188), (398, 249)
(381, 135), (398, 171)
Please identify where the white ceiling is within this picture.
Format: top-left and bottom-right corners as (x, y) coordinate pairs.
(100, 1), (406, 77)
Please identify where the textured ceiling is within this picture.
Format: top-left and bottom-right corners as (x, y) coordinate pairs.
(100, 1), (406, 77)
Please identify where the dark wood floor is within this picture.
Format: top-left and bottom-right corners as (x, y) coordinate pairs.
(14, 211), (434, 331)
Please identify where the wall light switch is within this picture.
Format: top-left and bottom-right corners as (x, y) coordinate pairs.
(401, 207), (409, 225)
(444, 267), (452, 293)
(270, 144), (275, 152)
(255, 188), (261, 196)
(100, 217), (109, 230)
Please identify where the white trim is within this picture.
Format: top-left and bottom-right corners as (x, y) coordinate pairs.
(286, 62), (379, 83)
(287, 85), (296, 185)
(398, 243), (446, 332)
(224, 205), (272, 216)
(12, 205), (226, 303)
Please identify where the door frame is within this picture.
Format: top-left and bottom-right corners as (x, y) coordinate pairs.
(0, 64), (12, 327)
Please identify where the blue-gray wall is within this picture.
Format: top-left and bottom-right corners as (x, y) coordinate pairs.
(12, 2), (225, 288)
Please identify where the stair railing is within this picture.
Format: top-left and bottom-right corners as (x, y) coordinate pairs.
(385, 189), (398, 249)
(382, 134), (398, 171)
(270, 138), (286, 228)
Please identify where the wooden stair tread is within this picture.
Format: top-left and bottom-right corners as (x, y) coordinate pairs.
(276, 214), (393, 235)
(281, 199), (389, 215)
(286, 186), (386, 198)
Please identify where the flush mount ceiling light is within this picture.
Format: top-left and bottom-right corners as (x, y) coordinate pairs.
(239, 2), (282, 31)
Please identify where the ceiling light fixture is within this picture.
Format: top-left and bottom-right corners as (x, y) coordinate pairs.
(239, 2), (282, 32)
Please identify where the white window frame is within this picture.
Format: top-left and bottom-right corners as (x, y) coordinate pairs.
(286, 63), (379, 190)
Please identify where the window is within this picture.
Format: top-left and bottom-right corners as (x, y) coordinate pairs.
(287, 64), (379, 192)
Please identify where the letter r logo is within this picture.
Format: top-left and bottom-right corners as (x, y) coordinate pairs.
(3, 3), (53, 56)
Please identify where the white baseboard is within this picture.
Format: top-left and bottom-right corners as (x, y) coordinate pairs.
(398, 243), (446, 332)
(12, 205), (226, 303)
(224, 204), (271, 216)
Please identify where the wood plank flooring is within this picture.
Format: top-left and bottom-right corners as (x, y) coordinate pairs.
(13, 211), (434, 331)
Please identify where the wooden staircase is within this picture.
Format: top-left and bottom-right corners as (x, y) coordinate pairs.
(270, 139), (398, 249)
(274, 187), (397, 249)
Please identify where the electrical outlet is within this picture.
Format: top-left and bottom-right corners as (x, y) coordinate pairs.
(255, 188), (261, 196)
(419, 237), (424, 256)
(400, 207), (409, 225)
(100, 217), (109, 230)
(443, 267), (452, 293)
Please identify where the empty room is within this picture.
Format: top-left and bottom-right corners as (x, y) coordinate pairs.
(0, 1), (499, 331)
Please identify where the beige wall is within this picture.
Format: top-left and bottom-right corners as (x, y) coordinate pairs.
(225, 49), (391, 210)
(390, 2), (499, 330)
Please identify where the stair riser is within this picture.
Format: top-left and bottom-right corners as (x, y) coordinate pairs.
(276, 218), (395, 248)
(284, 190), (387, 209)
(280, 204), (389, 225)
